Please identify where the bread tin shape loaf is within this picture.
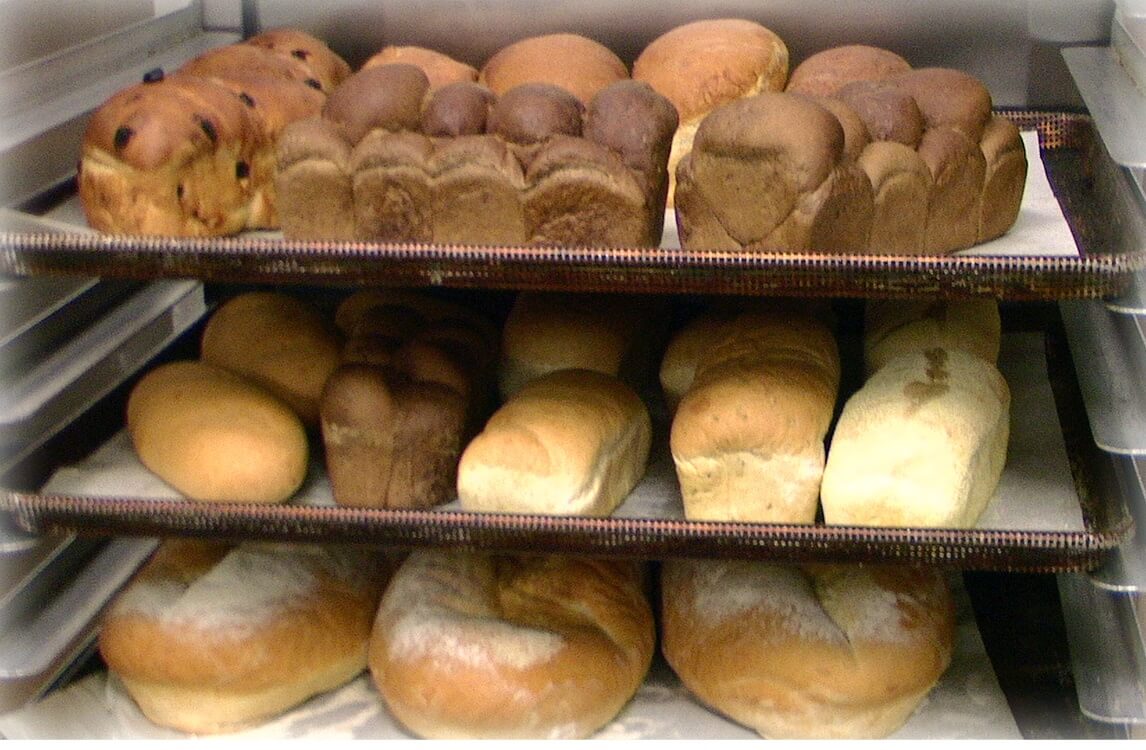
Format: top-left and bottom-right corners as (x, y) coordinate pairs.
(820, 345), (1011, 528)
(78, 28), (349, 236)
(675, 44), (1027, 255)
(369, 548), (655, 739)
(99, 539), (394, 734)
(456, 368), (652, 517)
(275, 64), (677, 247)
(126, 360), (308, 504)
(669, 307), (841, 523)
(661, 558), (955, 739)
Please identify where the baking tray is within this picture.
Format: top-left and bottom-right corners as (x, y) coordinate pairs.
(0, 302), (1132, 573)
(0, 111), (1142, 301)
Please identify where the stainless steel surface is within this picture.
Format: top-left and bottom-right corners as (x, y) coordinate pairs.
(0, 536), (157, 712)
(1089, 455), (1146, 591)
(1059, 572), (1146, 725)
(1062, 45), (1146, 169)
(1059, 299), (1146, 455)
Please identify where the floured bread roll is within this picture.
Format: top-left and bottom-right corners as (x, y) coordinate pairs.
(368, 548), (655, 738)
(669, 308), (840, 523)
(632, 18), (789, 207)
(864, 298), (1002, 376)
(661, 558), (955, 739)
(99, 540), (394, 734)
(821, 346), (1010, 527)
(457, 368), (652, 517)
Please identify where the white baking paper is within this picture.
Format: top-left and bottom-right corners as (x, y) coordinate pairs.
(661, 130), (1078, 257)
(0, 573), (1020, 740)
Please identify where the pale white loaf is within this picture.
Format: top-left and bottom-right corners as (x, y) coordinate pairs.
(864, 298), (1001, 376)
(457, 368), (651, 516)
(368, 548), (655, 739)
(669, 309), (840, 523)
(660, 558), (955, 739)
(821, 346), (1010, 527)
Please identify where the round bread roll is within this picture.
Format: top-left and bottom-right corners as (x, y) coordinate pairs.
(200, 290), (342, 426)
(785, 44), (912, 97)
(126, 360), (308, 504)
(661, 558), (956, 739)
(478, 33), (628, 104)
(363, 45), (479, 88)
(100, 540), (394, 734)
(632, 19), (789, 206)
(369, 548), (655, 739)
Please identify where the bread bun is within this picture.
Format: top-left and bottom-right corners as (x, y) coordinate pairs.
(821, 346), (1010, 527)
(363, 45), (478, 88)
(100, 540), (393, 734)
(632, 18), (789, 206)
(369, 548), (655, 738)
(457, 368), (651, 517)
(661, 558), (955, 739)
(786, 44), (912, 97)
(126, 360), (308, 504)
(199, 291), (342, 426)
(478, 33), (628, 104)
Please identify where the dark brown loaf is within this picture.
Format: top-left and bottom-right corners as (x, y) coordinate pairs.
(661, 559), (956, 739)
(369, 549), (655, 739)
(100, 540), (393, 734)
(421, 82), (497, 137)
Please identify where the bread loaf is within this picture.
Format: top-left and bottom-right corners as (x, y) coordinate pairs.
(863, 298), (1002, 376)
(478, 33), (629, 104)
(100, 540), (393, 734)
(369, 548), (654, 738)
(669, 309), (840, 523)
(363, 45), (479, 88)
(498, 291), (665, 400)
(276, 68), (676, 247)
(632, 18), (789, 206)
(676, 45), (1026, 255)
(79, 29), (349, 236)
(660, 558), (955, 739)
(199, 290), (342, 426)
(457, 368), (651, 517)
(126, 360), (308, 504)
(821, 346), (1010, 527)
(321, 291), (496, 510)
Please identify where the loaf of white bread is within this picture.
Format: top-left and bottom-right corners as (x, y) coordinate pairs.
(661, 558), (955, 739)
(275, 58), (677, 247)
(675, 43), (1027, 255)
(821, 345), (1010, 527)
(368, 548), (654, 739)
(99, 540), (394, 734)
(669, 307), (840, 523)
(79, 29), (350, 235)
(320, 289), (498, 510)
(456, 368), (651, 516)
(632, 18), (790, 207)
